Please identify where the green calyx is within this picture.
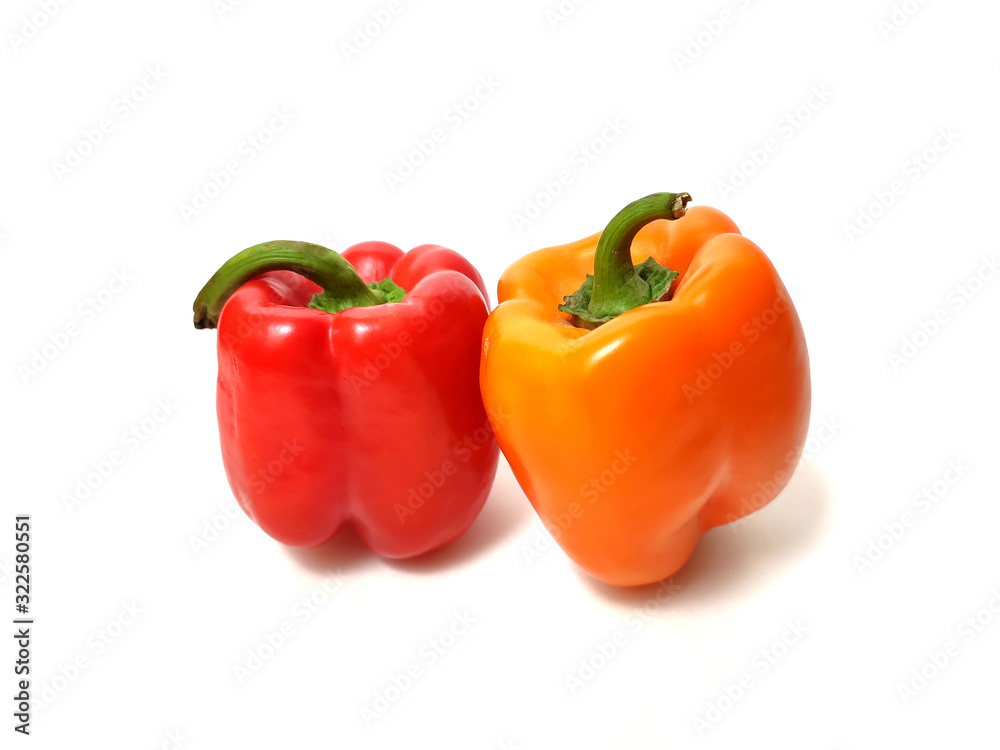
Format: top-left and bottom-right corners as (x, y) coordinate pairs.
(308, 276), (407, 314)
(558, 258), (678, 330)
(558, 192), (691, 330)
(192, 240), (406, 329)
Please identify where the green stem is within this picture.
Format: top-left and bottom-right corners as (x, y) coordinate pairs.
(557, 192), (691, 329)
(192, 241), (384, 329)
(588, 192), (691, 318)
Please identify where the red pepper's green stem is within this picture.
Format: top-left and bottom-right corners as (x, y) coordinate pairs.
(193, 241), (384, 329)
(588, 192), (691, 319)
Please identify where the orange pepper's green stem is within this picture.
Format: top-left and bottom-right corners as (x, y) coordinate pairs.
(193, 241), (387, 329)
(590, 192), (691, 317)
(558, 192), (691, 329)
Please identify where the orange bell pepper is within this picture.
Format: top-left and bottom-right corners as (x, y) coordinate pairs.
(480, 193), (811, 586)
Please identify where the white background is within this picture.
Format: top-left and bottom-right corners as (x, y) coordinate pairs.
(2, 0), (999, 747)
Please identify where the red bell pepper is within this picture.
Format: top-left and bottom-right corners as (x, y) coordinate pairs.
(193, 240), (499, 557)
